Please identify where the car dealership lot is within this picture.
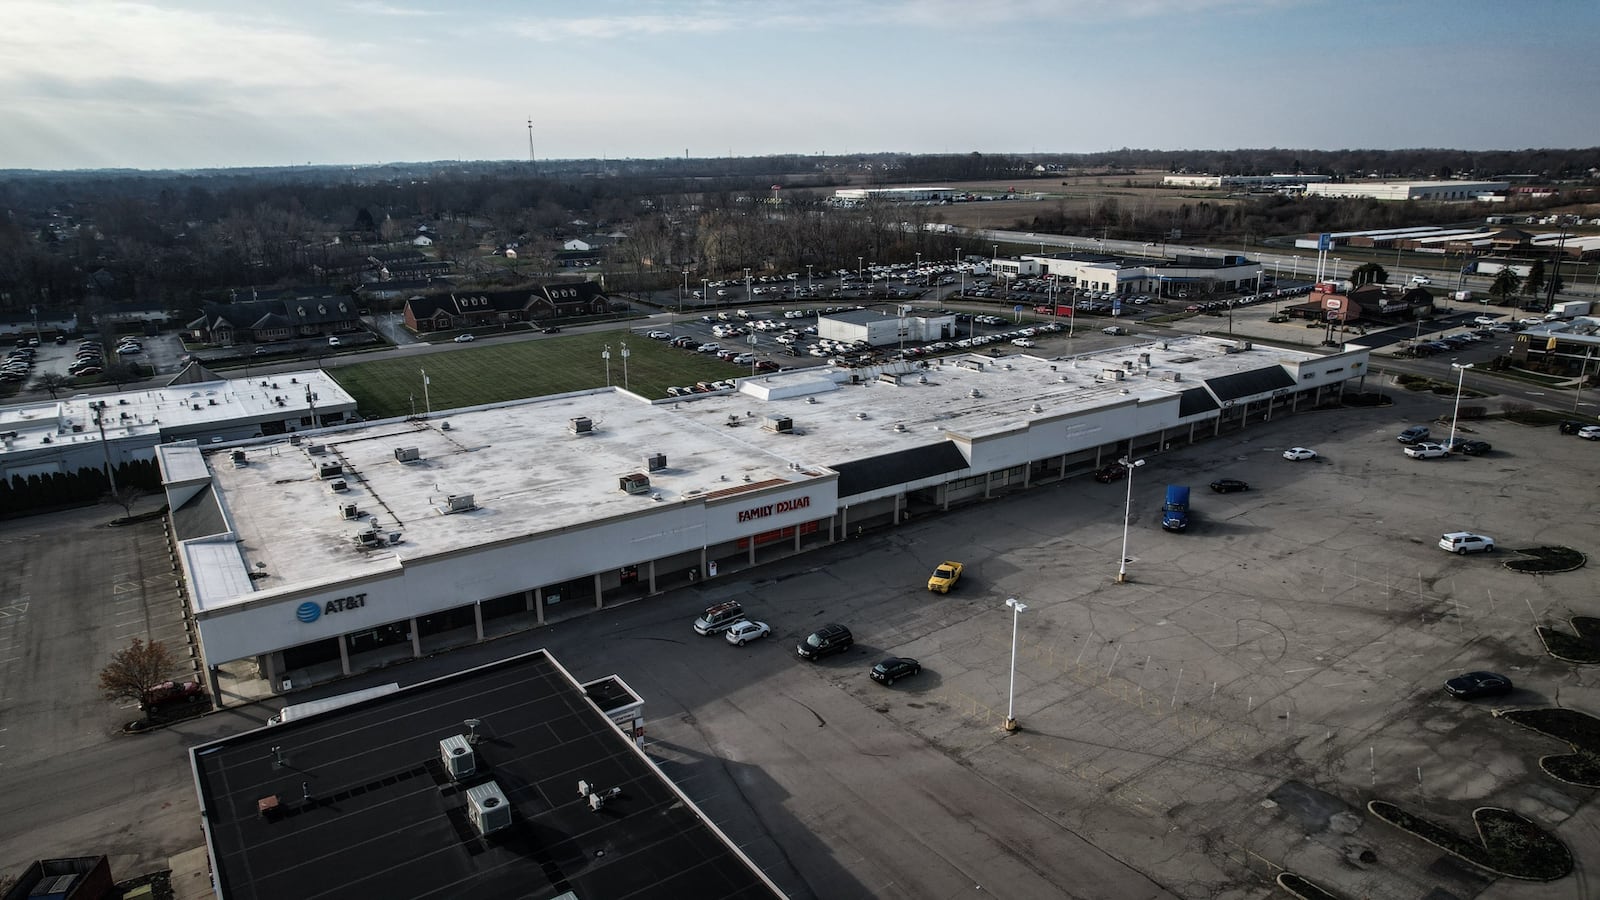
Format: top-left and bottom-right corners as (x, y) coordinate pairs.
(3, 391), (1597, 897)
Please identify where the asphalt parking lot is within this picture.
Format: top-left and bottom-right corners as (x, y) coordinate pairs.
(3, 381), (1597, 898)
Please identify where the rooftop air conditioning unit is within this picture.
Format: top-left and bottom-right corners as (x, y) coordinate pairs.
(329, 479), (349, 492)
(355, 529), (382, 547)
(619, 473), (651, 495)
(340, 503), (359, 520)
(439, 735), (476, 781)
(466, 781), (512, 837)
(290, 434), (303, 446)
(231, 450), (247, 467)
(1161, 371), (1183, 382)
(318, 462), (342, 479)
(764, 416), (793, 433)
(1237, 340), (1253, 352)
(645, 453), (667, 472)
(394, 447), (421, 463)
(1101, 369), (1126, 381)
(445, 494), (477, 513)
(569, 416), (593, 435)
(1138, 353), (1151, 367)
(308, 444), (327, 455)
(1156, 341), (1169, 350)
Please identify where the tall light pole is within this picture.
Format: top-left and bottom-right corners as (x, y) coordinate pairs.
(858, 257), (864, 299)
(701, 278), (709, 312)
(1003, 597), (1027, 732)
(420, 368), (431, 417)
(1574, 349), (1594, 414)
(806, 263), (813, 295)
(1448, 362), (1474, 451)
(602, 344), (612, 387)
(1116, 456), (1146, 583)
(620, 342), (630, 390)
(744, 267), (752, 306)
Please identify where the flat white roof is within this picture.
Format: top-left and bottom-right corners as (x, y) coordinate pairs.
(192, 335), (1341, 611)
(0, 370), (354, 458)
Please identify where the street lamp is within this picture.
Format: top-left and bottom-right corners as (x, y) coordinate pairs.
(806, 263), (813, 294)
(858, 256), (864, 298)
(1448, 362), (1473, 450)
(1116, 456), (1146, 583)
(602, 344), (612, 387)
(620, 342), (630, 390)
(1003, 597), (1027, 732)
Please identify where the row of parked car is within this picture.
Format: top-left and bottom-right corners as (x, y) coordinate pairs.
(692, 600), (921, 685)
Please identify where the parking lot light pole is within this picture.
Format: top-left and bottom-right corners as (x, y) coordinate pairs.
(1448, 362), (1474, 450)
(806, 263), (813, 295)
(858, 257), (864, 299)
(602, 345), (611, 387)
(1004, 597), (1027, 732)
(1116, 456), (1146, 583)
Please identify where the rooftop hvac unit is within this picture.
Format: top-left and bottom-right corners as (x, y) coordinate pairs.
(645, 453), (667, 472)
(445, 494), (476, 513)
(354, 529), (382, 547)
(439, 735), (476, 781)
(569, 416), (593, 435)
(308, 444), (327, 455)
(1237, 340), (1253, 352)
(340, 503), (359, 520)
(619, 473), (651, 495)
(290, 434), (303, 446)
(969, 389), (983, 399)
(1161, 370), (1183, 382)
(231, 450), (247, 467)
(329, 479), (349, 492)
(764, 416), (793, 433)
(394, 447), (422, 463)
(318, 462), (343, 479)
(1100, 369), (1125, 382)
(1156, 341), (1169, 350)
(1138, 353), (1151, 367)
(466, 781), (512, 837)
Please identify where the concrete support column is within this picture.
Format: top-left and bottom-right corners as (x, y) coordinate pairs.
(263, 652), (279, 689)
(828, 515), (836, 543)
(1023, 465), (1031, 489)
(648, 560), (657, 595)
(893, 493), (902, 524)
(409, 618), (421, 658)
(748, 538), (756, 566)
(525, 588), (536, 613)
(839, 508), (849, 541)
(1213, 416), (1222, 437)
(339, 636), (352, 675)
(941, 483), (950, 511)
(534, 587), (545, 625)
(593, 573), (604, 610)
(794, 524), (803, 552)
(1056, 453), (1067, 482)
(983, 472), (993, 499)
(700, 546), (708, 572)
(473, 602), (484, 641)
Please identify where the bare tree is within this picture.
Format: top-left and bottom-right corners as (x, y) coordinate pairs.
(99, 638), (178, 709)
(107, 484), (145, 519)
(36, 372), (71, 398)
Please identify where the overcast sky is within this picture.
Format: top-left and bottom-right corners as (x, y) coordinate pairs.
(3, 0), (1597, 171)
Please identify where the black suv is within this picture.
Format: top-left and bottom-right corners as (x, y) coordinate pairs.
(1558, 420), (1586, 435)
(796, 623), (853, 661)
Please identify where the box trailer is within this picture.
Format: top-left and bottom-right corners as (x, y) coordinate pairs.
(1548, 300), (1591, 319)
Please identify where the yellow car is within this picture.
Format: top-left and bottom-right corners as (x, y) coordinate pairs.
(927, 561), (964, 593)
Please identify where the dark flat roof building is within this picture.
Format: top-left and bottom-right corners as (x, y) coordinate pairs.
(190, 649), (785, 900)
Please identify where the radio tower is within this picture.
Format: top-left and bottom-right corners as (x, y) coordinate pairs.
(526, 118), (536, 174)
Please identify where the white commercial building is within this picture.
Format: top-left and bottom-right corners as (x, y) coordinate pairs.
(832, 187), (957, 205)
(1017, 253), (1262, 297)
(162, 337), (1371, 694)
(1, 368), (357, 483)
(1303, 181), (1509, 201)
(817, 308), (959, 347)
(1162, 174), (1332, 189)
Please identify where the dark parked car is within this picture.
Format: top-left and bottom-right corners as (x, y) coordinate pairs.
(1209, 478), (1250, 493)
(1093, 463), (1127, 483)
(142, 679), (206, 709)
(870, 657), (922, 685)
(796, 623), (853, 661)
(1558, 420), (1586, 435)
(1443, 438), (1492, 455)
(541, 326), (562, 334)
(1396, 426), (1430, 444)
(1444, 671), (1513, 700)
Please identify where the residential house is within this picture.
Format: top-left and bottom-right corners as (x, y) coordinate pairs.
(402, 282), (609, 333)
(187, 288), (361, 345)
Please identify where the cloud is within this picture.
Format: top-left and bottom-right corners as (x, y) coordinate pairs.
(343, 0), (440, 16)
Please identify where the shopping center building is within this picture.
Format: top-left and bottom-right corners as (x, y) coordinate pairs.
(160, 335), (1370, 694)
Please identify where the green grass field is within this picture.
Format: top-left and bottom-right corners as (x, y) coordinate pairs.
(330, 330), (746, 418)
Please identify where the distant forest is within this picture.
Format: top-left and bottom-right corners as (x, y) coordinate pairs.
(1, 147), (1594, 319)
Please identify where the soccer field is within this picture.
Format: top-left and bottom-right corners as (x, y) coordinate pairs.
(330, 330), (744, 418)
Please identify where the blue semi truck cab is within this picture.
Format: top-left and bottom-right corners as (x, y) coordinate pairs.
(1161, 485), (1190, 532)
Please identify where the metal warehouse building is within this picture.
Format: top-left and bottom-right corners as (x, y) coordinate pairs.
(1303, 181), (1510, 201)
(160, 336), (1370, 695)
